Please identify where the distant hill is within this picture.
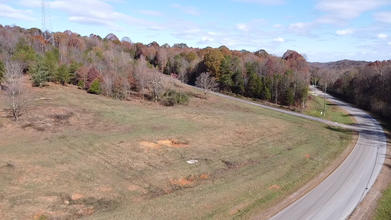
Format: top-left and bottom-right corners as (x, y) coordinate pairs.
(309, 60), (368, 70)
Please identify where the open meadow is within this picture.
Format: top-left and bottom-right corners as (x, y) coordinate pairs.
(0, 82), (355, 220)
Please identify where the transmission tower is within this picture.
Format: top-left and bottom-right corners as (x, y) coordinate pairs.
(41, 0), (54, 46)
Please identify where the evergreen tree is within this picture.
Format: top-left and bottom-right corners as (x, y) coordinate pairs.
(56, 64), (70, 85)
(219, 56), (234, 91)
(88, 79), (101, 94)
(11, 38), (36, 69)
(31, 55), (51, 87)
(247, 72), (263, 98)
(231, 70), (245, 95)
(68, 62), (82, 84)
(286, 88), (295, 105)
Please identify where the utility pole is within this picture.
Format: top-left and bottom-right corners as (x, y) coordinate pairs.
(323, 83), (327, 117)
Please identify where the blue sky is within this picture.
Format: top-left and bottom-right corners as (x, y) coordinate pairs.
(1, 0), (391, 62)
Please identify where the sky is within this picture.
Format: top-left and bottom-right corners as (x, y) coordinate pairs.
(1, 0), (391, 62)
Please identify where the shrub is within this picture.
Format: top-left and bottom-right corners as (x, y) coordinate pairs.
(160, 90), (189, 106)
(88, 79), (101, 94)
(77, 80), (84, 89)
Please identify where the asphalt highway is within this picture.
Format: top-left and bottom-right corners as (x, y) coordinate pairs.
(268, 87), (387, 220)
(201, 86), (386, 220)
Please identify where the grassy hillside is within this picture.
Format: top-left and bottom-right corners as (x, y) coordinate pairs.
(0, 82), (354, 220)
(304, 92), (355, 125)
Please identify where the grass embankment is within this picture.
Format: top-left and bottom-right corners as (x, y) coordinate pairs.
(375, 186), (391, 220)
(304, 93), (355, 125)
(373, 121), (391, 220)
(0, 83), (354, 220)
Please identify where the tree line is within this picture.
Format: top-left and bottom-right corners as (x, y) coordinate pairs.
(310, 60), (391, 120)
(0, 24), (311, 110)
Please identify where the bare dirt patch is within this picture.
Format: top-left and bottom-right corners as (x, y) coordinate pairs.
(268, 185), (282, 191)
(170, 176), (196, 187)
(141, 139), (189, 150)
(140, 141), (161, 149)
(128, 184), (148, 194)
(71, 193), (84, 201)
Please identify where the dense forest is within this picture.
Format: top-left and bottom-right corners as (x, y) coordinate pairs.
(0, 24), (310, 108)
(310, 60), (391, 120)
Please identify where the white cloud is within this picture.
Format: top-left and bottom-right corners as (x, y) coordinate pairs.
(137, 10), (163, 16)
(232, 0), (286, 5)
(313, 0), (391, 28)
(171, 4), (200, 16)
(274, 37), (285, 42)
(273, 24), (283, 28)
(388, 42), (391, 45)
(289, 22), (307, 29)
(374, 11), (391, 24)
(315, 0), (390, 22)
(377, 34), (387, 39)
(236, 23), (249, 32)
(336, 29), (354, 35)
(17, 0), (155, 31)
(0, 3), (35, 21)
(235, 19), (267, 32)
(197, 36), (214, 44)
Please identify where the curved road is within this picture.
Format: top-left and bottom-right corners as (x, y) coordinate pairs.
(201, 86), (387, 220)
(268, 88), (387, 220)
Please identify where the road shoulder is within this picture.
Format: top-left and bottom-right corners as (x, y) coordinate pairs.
(349, 128), (391, 220)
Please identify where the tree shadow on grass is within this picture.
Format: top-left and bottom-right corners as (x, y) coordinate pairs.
(325, 125), (354, 134)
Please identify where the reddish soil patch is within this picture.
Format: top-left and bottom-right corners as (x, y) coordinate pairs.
(71, 193), (83, 201)
(128, 184), (148, 194)
(97, 187), (112, 192)
(170, 177), (195, 187)
(141, 139), (189, 150)
(140, 141), (161, 149)
(133, 197), (145, 203)
(304, 154), (311, 158)
(268, 184), (281, 190)
(200, 174), (209, 179)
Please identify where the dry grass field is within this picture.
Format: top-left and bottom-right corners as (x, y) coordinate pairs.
(0, 82), (354, 220)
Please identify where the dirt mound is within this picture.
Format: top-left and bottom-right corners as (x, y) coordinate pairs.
(141, 139), (189, 149)
(140, 141), (161, 149)
(170, 177), (195, 187)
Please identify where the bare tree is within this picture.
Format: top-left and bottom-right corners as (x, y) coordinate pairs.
(133, 56), (149, 99)
(101, 72), (115, 97)
(120, 77), (131, 100)
(177, 57), (189, 83)
(195, 72), (218, 99)
(156, 48), (168, 72)
(147, 70), (172, 101)
(1, 61), (29, 121)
